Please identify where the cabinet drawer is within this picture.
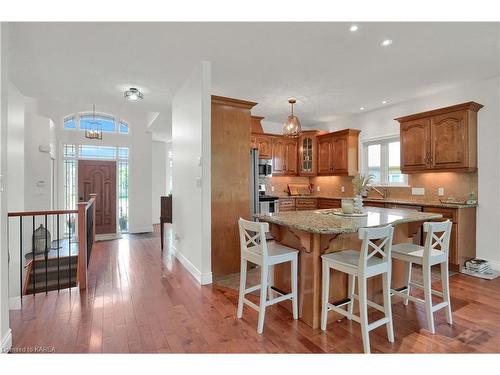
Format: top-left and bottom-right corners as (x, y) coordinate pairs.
(296, 198), (317, 209)
(423, 207), (457, 223)
(279, 198), (295, 211)
(317, 198), (341, 209)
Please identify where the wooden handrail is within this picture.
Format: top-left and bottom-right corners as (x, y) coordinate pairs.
(8, 209), (78, 217)
(77, 193), (97, 291)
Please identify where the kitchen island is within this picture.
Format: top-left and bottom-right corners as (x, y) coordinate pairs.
(255, 207), (442, 328)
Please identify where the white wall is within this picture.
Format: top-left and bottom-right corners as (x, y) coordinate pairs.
(319, 76), (500, 269)
(6, 82), (25, 309)
(171, 61), (212, 284)
(151, 140), (167, 224)
(0, 21), (13, 353)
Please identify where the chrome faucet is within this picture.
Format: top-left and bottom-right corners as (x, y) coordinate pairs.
(370, 186), (388, 199)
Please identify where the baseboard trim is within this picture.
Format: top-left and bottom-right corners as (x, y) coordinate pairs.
(129, 226), (153, 234)
(9, 296), (21, 310)
(1, 329), (12, 354)
(172, 247), (212, 285)
(488, 260), (500, 272)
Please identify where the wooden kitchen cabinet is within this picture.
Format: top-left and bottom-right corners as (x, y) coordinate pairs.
(278, 198), (296, 212)
(298, 131), (319, 176)
(295, 198), (318, 211)
(396, 102), (482, 173)
(272, 136), (298, 176)
(317, 129), (360, 176)
(423, 206), (476, 271)
(251, 133), (273, 159)
(317, 198), (341, 209)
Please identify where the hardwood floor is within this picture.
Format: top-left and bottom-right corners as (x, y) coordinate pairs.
(9, 225), (500, 353)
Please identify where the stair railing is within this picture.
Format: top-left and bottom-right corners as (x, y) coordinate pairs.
(7, 194), (97, 299)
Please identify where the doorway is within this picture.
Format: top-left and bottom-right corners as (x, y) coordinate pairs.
(78, 160), (117, 235)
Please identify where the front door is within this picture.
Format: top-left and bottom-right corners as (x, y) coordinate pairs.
(78, 160), (117, 235)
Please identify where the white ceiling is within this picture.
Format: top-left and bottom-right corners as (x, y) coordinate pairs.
(8, 22), (500, 129)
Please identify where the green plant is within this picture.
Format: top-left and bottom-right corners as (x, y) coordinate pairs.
(352, 174), (375, 196)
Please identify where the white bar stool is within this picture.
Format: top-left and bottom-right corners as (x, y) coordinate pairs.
(321, 225), (395, 354)
(391, 220), (453, 334)
(237, 218), (299, 334)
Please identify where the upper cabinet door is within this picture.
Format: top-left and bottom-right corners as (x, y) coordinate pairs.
(272, 137), (287, 175)
(285, 139), (298, 175)
(317, 136), (333, 174)
(430, 110), (467, 170)
(400, 119), (431, 172)
(299, 134), (317, 176)
(332, 135), (348, 174)
(256, 135), (272, 159)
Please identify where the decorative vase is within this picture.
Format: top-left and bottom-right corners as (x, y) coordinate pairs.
(353, 195), (364, 211)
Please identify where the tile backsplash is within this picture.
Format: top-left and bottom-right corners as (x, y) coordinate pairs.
(268, 172), (478, 203)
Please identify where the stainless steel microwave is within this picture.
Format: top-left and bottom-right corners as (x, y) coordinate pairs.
(258, 162), (272, 176)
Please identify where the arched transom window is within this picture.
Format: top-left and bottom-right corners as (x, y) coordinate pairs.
(63, 112), (129, 134)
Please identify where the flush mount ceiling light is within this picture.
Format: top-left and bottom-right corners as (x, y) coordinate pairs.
(282, 98), (302, 138)
(380, 39), (393, 47)
(360, 107), (365, 111)
(124, 87), (144, 102)
(349, 24), (359, 32)
(382, 100), (387, 104)
(85, 104), (102, 140)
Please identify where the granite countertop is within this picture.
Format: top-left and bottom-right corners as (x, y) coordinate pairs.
(275, 195), (477, 209)
(255, 206), (443, 234)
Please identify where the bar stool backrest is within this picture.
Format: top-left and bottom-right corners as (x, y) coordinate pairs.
(422, 220), (452, 262)
(238, 218), (269, 260)
(358, 225), (394, 272)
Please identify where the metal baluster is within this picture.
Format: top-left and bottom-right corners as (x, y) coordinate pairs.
(45, 215), (48, 294)
(19, 216), (23, 301)
(68, 213), (71, 292)
(57, 214), (60, 291)
(32, 216), (35, 296)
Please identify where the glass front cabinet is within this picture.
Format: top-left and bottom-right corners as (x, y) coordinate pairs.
(298, 131), (319, 176)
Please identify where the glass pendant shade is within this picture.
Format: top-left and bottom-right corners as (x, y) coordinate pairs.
(282, 99), (302, 138)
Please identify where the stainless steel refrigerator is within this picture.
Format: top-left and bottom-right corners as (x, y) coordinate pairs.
(250, 148), (260, 217)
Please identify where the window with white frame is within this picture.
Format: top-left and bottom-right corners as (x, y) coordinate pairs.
(363, 136), (407, 185)
(63, 112), (130, 134)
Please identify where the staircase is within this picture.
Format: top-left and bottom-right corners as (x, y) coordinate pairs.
(25, 256), (78, 294)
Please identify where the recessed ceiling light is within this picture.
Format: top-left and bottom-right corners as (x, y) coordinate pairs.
(349, 24), (359, 32)
(124, 87), (144, 102)
(382, 100), (387, 104)
(380, 39), (393, 47)
(360, 107), (365, 111)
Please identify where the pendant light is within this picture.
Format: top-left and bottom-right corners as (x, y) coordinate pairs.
(282, 98), (302, 138)
(85, 104), (103, 140)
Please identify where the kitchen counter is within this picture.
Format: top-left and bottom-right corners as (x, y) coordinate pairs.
(255, 206), (442, 234)
(275, 195), (477, 209)
(256, 206), (443, 329)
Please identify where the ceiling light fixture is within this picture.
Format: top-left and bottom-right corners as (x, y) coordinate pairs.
(382, 100), (387, 104)
(124, 87), (144, 102)
(282, 98), (302, 138)
(349, 24), (359, 32)
(380, 39), (393, 47)
(360, 107), (365, 111)
(85, 104), (103, 140)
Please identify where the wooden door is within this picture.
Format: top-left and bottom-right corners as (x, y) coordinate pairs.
(332, 135), (348, 174)
(400, 119), (430, 172)
(430, 110), (467, 170)
(317, 136), (333, 174)
(285, 139), (298, 175)
(272, 137), (287, 175)
(78, 160), (117, 235)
